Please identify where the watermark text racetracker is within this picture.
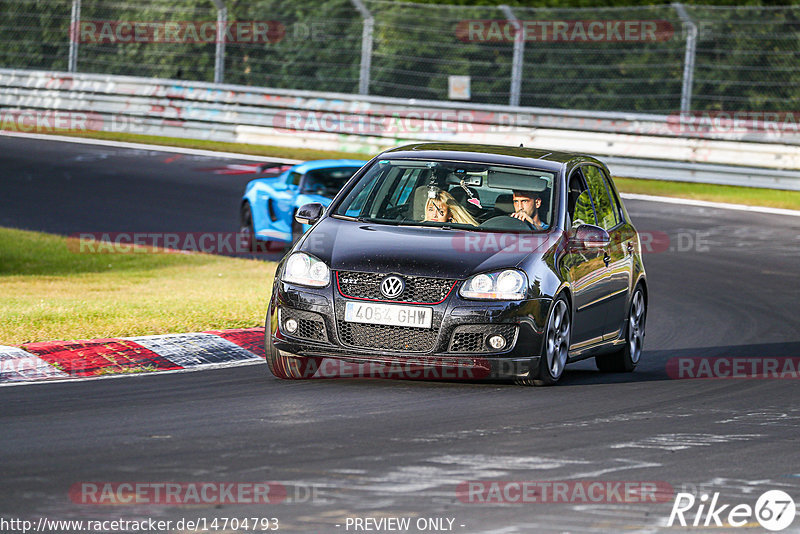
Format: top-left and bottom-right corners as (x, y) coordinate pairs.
(267, 357), (492, 380)
(72, 20), (339, 44)
(0, 111), (104, 133)
(457, 480), (674, 504)
(70, 481), (330, 505)
(73, 20), (285, 44)
(70, 230), (711, 257)
(273, 109), (668, 136)
(455, 19), (674, 43)
(0, 110), (153, 135)
(447, 230), (710, 255)
(69, 232), (284, 255)
(666, 357), (800, 380)
(668, 111), (800, 138)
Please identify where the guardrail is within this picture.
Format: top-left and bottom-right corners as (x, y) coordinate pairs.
(2, 68), (800, 190)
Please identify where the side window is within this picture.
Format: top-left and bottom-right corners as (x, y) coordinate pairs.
(573, 190), (597, 228)
(582, 165), (618, 231)
(603, 173), (625, 224)
(396, 171), (420, 205)
(287, 172), (302, 187)
(345, 187), (370, 217)
(340, 169), (382, 217)
(386, 169), (420, 207)
(568, 169), (594, 228)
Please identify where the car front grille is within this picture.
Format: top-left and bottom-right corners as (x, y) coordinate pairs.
(449, 324), (518, 353)
(336, 271), (456, 304)
(337, 321), (438, 352)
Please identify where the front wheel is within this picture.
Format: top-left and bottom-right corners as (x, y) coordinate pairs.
(516, 295), (571, 386)
(596, 286), (646, 373)
(264, 312), (321, 379)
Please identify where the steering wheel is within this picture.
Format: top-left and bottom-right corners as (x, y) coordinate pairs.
(479, 216), (531, 231)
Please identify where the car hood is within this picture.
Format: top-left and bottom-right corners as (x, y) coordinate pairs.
(299, 216), (553, 279)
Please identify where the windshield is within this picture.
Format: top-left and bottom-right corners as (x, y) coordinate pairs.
(332, 159), (556, 232)
(301, 167), (362, 195)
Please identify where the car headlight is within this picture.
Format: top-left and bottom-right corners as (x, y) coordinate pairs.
(459, 269), (527, 300)
(282, 252), (330, 287)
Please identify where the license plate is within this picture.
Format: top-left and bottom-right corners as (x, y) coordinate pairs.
(344, 301), (432, 329)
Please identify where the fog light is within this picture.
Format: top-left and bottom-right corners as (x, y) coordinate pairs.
(284, 318), (298, 334)
(488, 335), (506, 350)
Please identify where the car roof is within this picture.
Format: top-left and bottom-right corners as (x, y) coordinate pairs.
(378, 143), (601, 172)
(290, 159), (368, 173)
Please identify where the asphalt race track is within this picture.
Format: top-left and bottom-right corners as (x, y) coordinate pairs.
(1, 135), (799, 533)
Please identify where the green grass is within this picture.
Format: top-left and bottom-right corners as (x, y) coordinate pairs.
(41, 130), (800, 211)
(62, 130), (367, 161)
(0, 227), (276, 345)
(613, 177), (800, 211)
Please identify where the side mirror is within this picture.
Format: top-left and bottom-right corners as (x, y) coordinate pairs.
(295, 203), (325, 225)
(569, 224), (610, 250)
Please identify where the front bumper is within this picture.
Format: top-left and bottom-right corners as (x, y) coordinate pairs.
(267, 280), (551, 381)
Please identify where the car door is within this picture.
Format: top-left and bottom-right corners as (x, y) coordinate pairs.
(582, 164), (632, 340)
(563, 168), (607, 346)
(270, 170), (302, 238)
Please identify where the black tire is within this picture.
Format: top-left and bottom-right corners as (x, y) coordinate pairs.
(596, 285), (646, 373)
(241, 202), (279, 253)
(239, 203), (256, 252)
(264, 309), (321, 380)
(516, 295), (571, 386)
(241, 202), (277, 253)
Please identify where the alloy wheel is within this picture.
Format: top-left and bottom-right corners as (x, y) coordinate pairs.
(628, 290), (645, 364)
(546, 299), (570, 379)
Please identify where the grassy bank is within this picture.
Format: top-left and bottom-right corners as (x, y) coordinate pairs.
(59, 130), (366, 162)
(614, 177), (800, 211)
(0, 227), (276, 345)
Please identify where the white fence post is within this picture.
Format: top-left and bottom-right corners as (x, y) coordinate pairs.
(68, 0), (81, 72)
(673, 2), (697, 114)
(350, 0), (374, 95)
(212, 0), (227, 84)
(499, 5), (524, 108)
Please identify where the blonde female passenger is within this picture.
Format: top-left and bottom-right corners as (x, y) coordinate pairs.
(424, 189), (478, 226)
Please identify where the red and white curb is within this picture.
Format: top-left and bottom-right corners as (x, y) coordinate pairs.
(0, 328), (265, 385)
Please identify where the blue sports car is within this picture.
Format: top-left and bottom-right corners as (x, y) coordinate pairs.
(240, 159), (366, 251)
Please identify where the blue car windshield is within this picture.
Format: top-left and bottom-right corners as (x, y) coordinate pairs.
(301, 167), (362, 195)
(332, 159), (556, 232)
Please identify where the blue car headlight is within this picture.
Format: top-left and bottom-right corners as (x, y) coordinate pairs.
(282, 252), (330, 287)
(459, 269), (527, 300)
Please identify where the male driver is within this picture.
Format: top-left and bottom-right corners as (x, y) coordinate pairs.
(510, 190), (548, 230)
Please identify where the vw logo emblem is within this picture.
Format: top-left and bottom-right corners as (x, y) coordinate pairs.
(380, 275), (405, 299)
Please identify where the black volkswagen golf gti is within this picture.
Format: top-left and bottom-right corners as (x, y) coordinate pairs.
(265, 143), (647, 386)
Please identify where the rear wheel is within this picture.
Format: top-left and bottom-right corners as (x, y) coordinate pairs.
(264, 309), (321, 379)
(241, 202), (280, 253)
(239, 203), (256, 252)
(516, 295), (571, 386)
(596, 286), (646, 372)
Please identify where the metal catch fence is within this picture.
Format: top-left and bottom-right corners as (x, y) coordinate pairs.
(0, 0), (798, 113)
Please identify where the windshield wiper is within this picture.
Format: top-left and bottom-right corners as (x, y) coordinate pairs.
(409, 223), (455, 231)
(335, 214), (397, 225)
(336, 215), (463, 230)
